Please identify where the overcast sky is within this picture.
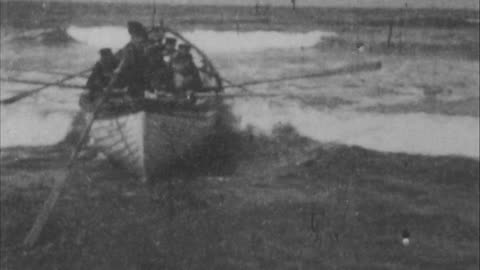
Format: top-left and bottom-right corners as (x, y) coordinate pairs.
(6, 0), (480, 10)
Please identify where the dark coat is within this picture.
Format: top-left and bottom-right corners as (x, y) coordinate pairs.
(171, 54), (202, 92)
(86, 58), (118, 97)
(115, 39), (149, 97)
(145, 45), (174, 92)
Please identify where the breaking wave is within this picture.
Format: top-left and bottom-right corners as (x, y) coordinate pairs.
(2, 94), (478, 158)
(0, 87), (80, 148)
(0, 105), (75, 148)
(67, 26), (130, 50)
(67, 26), (335, 53)
(2, 26), (477, 159)
(231, 99), (480, 158)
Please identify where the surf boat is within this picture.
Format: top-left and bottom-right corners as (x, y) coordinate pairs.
(78, 26), (225, 182)
(80, 95), (224, 182)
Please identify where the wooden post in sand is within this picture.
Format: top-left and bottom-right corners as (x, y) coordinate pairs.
(397, 16), (403, 53)
(254, 1), (259, 15)
(387, 19), (394, 49)
(235, 12), (240, 33)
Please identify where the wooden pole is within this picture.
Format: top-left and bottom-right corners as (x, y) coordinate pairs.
(387, 20), (393, 49)
(23, 95), (106, 248)
(1, 67), (91, 105)
(2, 68), (89, 78)
(235, 12), (240, 33)
(400, 2), (408, 53)
(0, 77), (85, 89)
(151, 0), (157, 28)
(198, 61), (382, 94)
(225, 61), (381, 88)
(397, 16), (402, 53)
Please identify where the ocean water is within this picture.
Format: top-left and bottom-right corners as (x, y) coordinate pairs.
(66, 26), (336, 53)
(0, 3), (478, 159)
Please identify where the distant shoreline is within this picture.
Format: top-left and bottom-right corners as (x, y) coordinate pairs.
(0, 0), (479, 11)
(1, 1), (478, 30)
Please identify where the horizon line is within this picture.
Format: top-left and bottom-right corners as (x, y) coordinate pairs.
(1, 0), (479, 10)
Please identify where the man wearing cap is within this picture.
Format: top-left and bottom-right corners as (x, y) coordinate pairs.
(163, 37), (177, 64)
(146, 44), (174, 94)
(171, 43), (202, 98)
(144, 27), (173, 93)
(108, 21), (149, 98)
(148, 26), (165, 44)
(86, 48), (118, 100)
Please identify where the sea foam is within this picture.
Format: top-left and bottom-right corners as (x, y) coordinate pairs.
(67, 26), (335, 53)
(231, 98), (480, 158)
(0, 105), (75, 148)
(2, 27), (478, 159)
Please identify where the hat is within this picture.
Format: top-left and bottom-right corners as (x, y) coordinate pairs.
(127, 21), (147, 38)
(165, 37), (177, 45)
(99, 48), (113, 57)
(149, 27), (164, 40)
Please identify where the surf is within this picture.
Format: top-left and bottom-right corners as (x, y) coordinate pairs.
(231, 98), (480, 158)
(67, 25), (336, 53)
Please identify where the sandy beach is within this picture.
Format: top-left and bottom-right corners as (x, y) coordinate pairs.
(1, 2), (478, 269)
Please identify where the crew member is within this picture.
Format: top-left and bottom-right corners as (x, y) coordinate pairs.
(148, 26), (165, 45)
(86, 48), (118, 99)
(198, 58), (220, 92)
(108, 21), (149, 98)
(145, 28), (170, 93)
(146, 43), (173, 94)
(163, 37), (177, 64)
(171, 43), (202, 98)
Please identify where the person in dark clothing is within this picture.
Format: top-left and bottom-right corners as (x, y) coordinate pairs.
(86, 48), (118, 99)
(198, 58), (220, 92)
(163, 37), (177, 64)
(144, 27), (174, 95)
(148, 27), (165, 45)
(146, 43), (173, 93)
(109, 21), (149, 98)
(171, 43), (202, 98)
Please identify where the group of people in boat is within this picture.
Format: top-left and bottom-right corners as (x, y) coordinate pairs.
(86, 21), (208, 102)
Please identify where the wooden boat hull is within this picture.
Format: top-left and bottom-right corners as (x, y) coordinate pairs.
(84, 102), (219, 182)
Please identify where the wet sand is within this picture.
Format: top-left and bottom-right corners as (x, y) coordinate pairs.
(1, 3), (479, 269)
(1, 127), (478, 270)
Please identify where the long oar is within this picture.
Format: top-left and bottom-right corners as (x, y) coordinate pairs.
(2, 68), (90, 79)
(1, 67), (91, 105)
(22, 68), (126, 248)
(23, 95), (106, 248)
(227, 61), (381, 89)
(198, 60), (382, 94)
(1, 77), (85, 89)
